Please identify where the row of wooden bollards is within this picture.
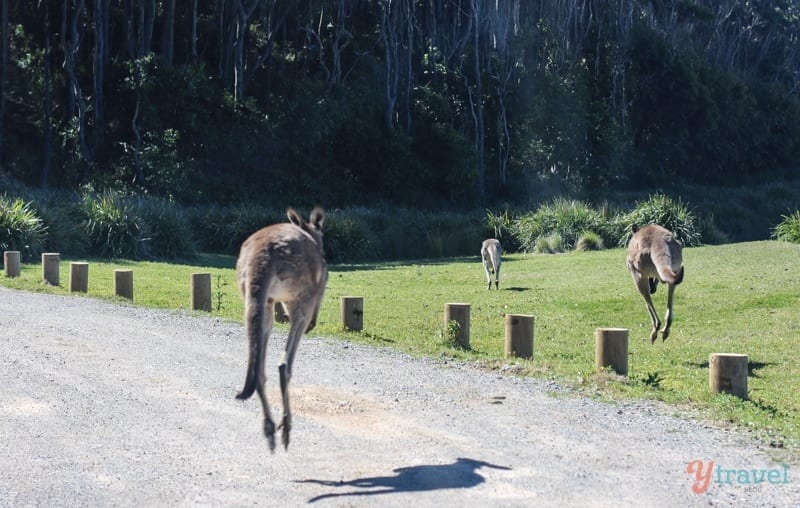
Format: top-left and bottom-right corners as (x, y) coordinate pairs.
(4, 252), (750, 400)
(594, 328), (749, 399)
(3, 251), (210, 311)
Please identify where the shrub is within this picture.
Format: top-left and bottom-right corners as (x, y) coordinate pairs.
(324, 210), (379, 263)
(189, 204), (283, 255)
(575, 231), (604, 251)
(513, 198), (604, 252)
(619, 193), (702, 247)
(0, 196), (48, 261)
(81, 191), (141, 259)
(773, 211), (800, 243)
(484, 208), (521, 252)
(135, 197), (197, 260)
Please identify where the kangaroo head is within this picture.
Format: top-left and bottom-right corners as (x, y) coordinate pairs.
(287, 207), (325, 247)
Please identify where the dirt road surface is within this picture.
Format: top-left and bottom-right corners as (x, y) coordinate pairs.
(1, 287), (797, 507)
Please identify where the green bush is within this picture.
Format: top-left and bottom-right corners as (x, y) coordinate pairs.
(484, 208), (521, 253)
(0, 196), (48, 261)
(512, 198), (604, 252)
(81, 191), (142, 259)
(575, 231), (604, 251)
(135, 197), (197, 260)
(619, 193), (702, 247)
(324, 209), (380, 263)
(189, 204), (284, 255)
(773, 211), (800, 243)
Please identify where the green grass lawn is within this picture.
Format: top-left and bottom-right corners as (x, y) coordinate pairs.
(3, 241), (799, 454)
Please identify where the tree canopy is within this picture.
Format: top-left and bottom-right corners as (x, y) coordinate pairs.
(1, 0), (799, 208)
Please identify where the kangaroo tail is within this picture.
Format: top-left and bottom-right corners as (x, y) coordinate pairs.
(655, 263), (681, 285)
(236, 284), (268, 400)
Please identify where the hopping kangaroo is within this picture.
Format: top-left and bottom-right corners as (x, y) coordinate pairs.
(626, 224), (684, 343)
(481, 239), (502, 290)
(235, 207), (328, 451)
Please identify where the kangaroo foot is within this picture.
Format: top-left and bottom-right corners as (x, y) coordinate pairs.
(264, 417), (276, 452)
(278, 414), (291, 450)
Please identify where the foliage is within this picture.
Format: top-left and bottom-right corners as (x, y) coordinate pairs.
(2, 2), (800, 212)
(618, 194), (702, 247)
(0, 196), (47, 261)
(512, 199), (605, 253)
(575, 231), (604, 252)
(772, 211), (800, 243)
(134, 197), (197, 260)
(80, 191), (141, 259)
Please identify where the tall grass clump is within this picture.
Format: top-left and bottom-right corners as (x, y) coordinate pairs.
(135, 197), (197, 259)
(772, 211), (800, 243)
(81, 191), (141, 259)
(512, 198), (604, 253)
(619, 193), (702, 247)
(0, 196), (48, 261)
(484, 208), (520, 252)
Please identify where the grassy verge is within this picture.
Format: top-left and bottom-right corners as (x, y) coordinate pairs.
(2, 242), (799, 455)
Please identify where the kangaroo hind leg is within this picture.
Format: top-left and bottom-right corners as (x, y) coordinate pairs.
(277, 301), (313, 450)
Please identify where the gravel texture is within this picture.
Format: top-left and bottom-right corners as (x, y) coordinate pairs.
(1, 286), (798, 507)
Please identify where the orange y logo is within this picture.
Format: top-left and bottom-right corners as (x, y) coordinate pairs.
(686, 460), (715, 494)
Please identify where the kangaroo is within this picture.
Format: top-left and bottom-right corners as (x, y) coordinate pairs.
(481, 239), (502, 290)
(626, 224), (684, 343)
(235, 207), (328, 451)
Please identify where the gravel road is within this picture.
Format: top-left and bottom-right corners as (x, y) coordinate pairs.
(1, 286), (798, 507)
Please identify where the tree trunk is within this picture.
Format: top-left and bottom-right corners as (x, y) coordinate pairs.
(0, 0), (8, 166)
(93, 0), (106, 153)
(160, 0), (176, 66)
(42, 0), (53, 188)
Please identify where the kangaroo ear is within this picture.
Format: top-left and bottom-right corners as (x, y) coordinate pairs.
(631, 224), (639, 234)
(309, 206), (325, 231)
(287, 207), (303, 227)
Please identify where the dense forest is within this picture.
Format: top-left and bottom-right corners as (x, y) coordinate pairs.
(1, 0), (799, 210)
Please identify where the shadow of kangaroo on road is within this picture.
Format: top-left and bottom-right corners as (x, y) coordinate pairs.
(299, 457), (512, 503)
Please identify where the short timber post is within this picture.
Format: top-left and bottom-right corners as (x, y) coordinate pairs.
(505, 314), (534, 359)
(191, 273), (212, 311)
(4, 251), (21, 277)
(69, 262), (89, 293)
(595, 328), (629, 376)
(444, 303), (470, 349)
(341, 296), (364, 331)
(114, 269), (134, 300)
(41, 253), (60, 286)
(709, 353), (748, 400)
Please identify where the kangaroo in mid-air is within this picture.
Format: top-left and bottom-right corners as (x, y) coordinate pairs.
(235, 207), (328, 451)
(481, 239), (502, 290)
(626, 224), (684, 343)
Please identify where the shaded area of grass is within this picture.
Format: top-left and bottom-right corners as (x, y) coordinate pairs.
(2, 241), (799, 454)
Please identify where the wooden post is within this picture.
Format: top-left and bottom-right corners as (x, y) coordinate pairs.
(4, 251), (20, 277)
(114, 269), (134, 300)
(341, 296), (364, 331)
(444, 303), (470, 349)
(505, 314), (534, 359)
(69, 262), (89, 293)
(41, 253), (60, 286)
(595, 328), (629, 376)
(191, 273), (212, 311)
(709, 353), (748, 400)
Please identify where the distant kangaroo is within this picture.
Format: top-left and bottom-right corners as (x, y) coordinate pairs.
(481, 239), (502, 290)
(235, 207), (328, 451)
(626, 224), (684, 343)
